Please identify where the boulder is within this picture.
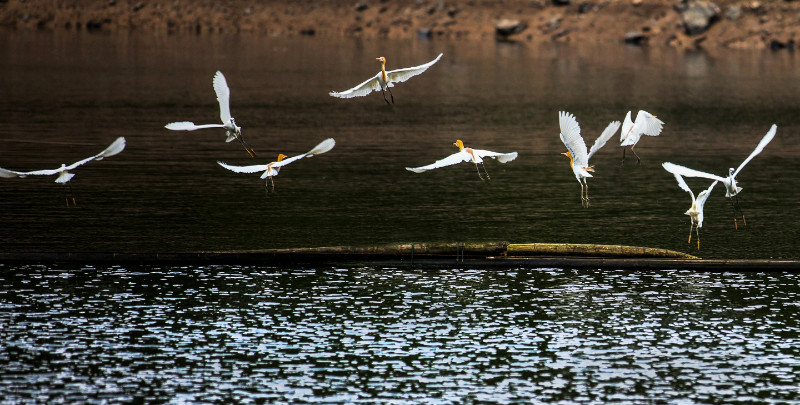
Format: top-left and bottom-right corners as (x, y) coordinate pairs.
(679, 0), (720, 36)
(495, 18), (528, 38)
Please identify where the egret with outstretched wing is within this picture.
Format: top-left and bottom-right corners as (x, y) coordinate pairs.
(218, 138), (335, 192)
(0, 137), (126, 206)
(406, 140), (517, 180)
(619, 110), (664, 164)
(558, 111), (621, 207)
(166, 71), (256, 158)
(663, 163), (718, 249)
(661, 124), (776, 229)
(330, 53), (443, 104)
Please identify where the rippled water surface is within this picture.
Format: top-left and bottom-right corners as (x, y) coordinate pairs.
(0, 265), (798, 403)
(1, 31), (800, 259)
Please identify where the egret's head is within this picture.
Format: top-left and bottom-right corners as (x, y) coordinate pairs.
(277, 154), (288, 162)
(453, 140), (464, 150)
(728, 168), (735, 176)
(376, 56), (386, 64)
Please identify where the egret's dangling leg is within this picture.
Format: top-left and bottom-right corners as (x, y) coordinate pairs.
(381, 89), (391, 105)
(480, 163), (491, 180)
(238, 137), (257, 159)
(473, 163), (485, 181)
(621, 147), (627, 165)
(387, 87), (395, 104)
(735, 194), (746, 228)
(630, 145), (642, 165)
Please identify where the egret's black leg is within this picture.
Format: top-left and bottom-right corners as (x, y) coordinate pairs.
(631, 145), (641, 165)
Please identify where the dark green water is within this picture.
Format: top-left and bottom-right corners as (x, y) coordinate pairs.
(1, 31), (799, 259)
(2, 32), (799, 259)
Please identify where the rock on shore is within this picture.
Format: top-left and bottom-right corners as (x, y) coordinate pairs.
(1, 0), (799, 50)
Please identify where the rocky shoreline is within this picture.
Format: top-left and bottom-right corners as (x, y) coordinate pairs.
(2, 0), (800, 50)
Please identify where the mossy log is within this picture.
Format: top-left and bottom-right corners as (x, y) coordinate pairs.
(507, 243), (698, 259)
(253, 241), (509, 257)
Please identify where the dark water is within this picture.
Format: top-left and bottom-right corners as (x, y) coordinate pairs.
(1, 31), (799, 259)
(2, 32), (800, 402)
(1, 264), (799, 403)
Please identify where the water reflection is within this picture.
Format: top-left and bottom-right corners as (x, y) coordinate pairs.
(0, 265), (798, 402)
(0, 31), (799, 259)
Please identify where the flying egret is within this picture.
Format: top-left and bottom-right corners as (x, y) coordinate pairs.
(165, 70), (256, 158)
(0, 137), (126, 206)
(660, 124), (777, 229)
(620, 110), (664, 164)
(217, 138), (335, 192)
(558, 111), (621, 207)
(329, 53), (443, 104)
(405, 140), (518, 180)
(663, 163), (718, 249)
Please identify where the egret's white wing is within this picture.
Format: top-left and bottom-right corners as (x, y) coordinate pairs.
(406, 150), (471, 173)
(329, 72), (383, 99)
(305, 138), (336, 157)
(385, 53), (443, 85)
(636, 110), (664, 136)
(620, 111), (633, 142)
(662, 162), (726, 182)
(558, 111), (588, 167)
(472, 150), (518, 163)
(217, 161), (268, 174)
(621, 110), (664, 146)
(696, 181), (717, 211)
(0, 167), (28, 178)
(667, 169), (694, 200)
(213, 71), (232, 124)
(166, 121), (225, 131)
(695, 181), (718, 227)
(11, 168), (62, 176)
(64, 137), (127, 170)
(587, 121), (621, 160)
(734, 124), (777, 176)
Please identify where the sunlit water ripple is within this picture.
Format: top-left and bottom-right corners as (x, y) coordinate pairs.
(1, 265), (798, 403)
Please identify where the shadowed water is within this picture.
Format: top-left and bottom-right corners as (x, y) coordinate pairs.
(0, 265), (798, 403)
(0, 31), (799, 259)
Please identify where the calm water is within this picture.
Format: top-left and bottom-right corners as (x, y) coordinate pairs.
(0, 31), (799, 259)
(1, 264), (799, 403)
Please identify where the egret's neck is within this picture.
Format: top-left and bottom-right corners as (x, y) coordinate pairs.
(564, 152), (574, 169)
(380, 60), (388, 82)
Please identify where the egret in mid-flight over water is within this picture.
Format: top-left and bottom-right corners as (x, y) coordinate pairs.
(217, 138), (335, 192)
(165, 71), (256, 158)
(620, 110), (664, 164)
(0, 137), (126, 206)
(558, 111), (621, 207)
(330, 53), (443, 104)
(405, 140), (518, 180)
(663, 163), (718, 249)
(660, 124), (777, 229)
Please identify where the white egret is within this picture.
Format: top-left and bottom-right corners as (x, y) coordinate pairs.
(558, 111), (621, 207)
(217, 138), (335, 192)
(663, 163), (718, 249)
(329, 53), (443, 104)
(620, 110), (664, 164)
(660, 124), (777, 229)
(0, 137), (126, 206)
(405, 140), (518, 180)
(165, 70), (256, 158)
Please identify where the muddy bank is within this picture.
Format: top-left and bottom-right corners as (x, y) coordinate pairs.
(2, 0), (800, 50)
